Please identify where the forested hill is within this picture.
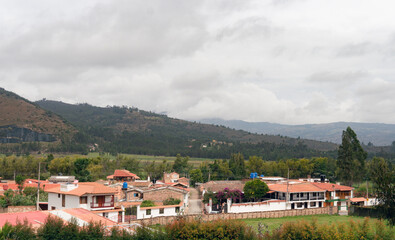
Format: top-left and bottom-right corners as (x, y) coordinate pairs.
(0, 88), (75, 144)
(36, 100), (338, 159)
(200, 118), (395, 146)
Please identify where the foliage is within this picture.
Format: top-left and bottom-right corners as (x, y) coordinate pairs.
(140, 200), (155, 208)
(216, 188), (243, 204)
(243, 179), (269, 202)
(203, 191), (218, 205)
(266, 217), (394, 240)
(337, 127), (367, 186)
(229, 153), (246, 179)
(0, 189), (35, 207)
(163, 198), (181, 206)
(172, 154), (191, 176)
(189, 168), (203, 187)
(369, 157), (395, 225)
(166, 219), (256, 240)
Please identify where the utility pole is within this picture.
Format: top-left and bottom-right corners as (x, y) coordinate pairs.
(286, 168), (289, 209)
(36, 162), (41, 211)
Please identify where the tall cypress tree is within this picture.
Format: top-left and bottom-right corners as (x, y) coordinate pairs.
(229, 153), (246, 179)
(337, 127), (367, 186)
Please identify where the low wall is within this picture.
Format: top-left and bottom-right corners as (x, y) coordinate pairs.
(129, 206), (338, 226)
(5, 206), (36, 213)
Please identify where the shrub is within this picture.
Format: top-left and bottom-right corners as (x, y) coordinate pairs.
(163, 198), (181, 206)
(141, 200), (155, 207)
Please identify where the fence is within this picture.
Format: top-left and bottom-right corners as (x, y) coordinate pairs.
(129, 206), (337, 226)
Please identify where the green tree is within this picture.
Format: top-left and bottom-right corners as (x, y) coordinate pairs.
(189, 169), (203, 187)
(73, 158), (91, 182)
(243, 179), (269, 202)
(172, 154), (191, 176)
(369, 157), (395, 225)
(246, 156), (264, 174)
(229, 153), (246, 179)
(15, 175), (25, 193)
(337, 127), (367, 186)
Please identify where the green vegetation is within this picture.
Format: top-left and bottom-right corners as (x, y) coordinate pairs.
(369, 157), (395, 225)
(243, 179), (269, 202)
(140, 200), (155, 207)
(0, 187), (47, 208)
(0, 215), (393, 239)
(337, 127), (367, 186)
(163, 198), (181, 206)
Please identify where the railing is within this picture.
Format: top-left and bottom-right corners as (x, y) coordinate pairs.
(90, 201), (114, 208)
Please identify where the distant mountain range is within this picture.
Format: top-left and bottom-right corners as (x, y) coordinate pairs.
(199, 119), (395, 146)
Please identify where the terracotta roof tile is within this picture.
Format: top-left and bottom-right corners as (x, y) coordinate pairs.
(45, 182), (117, 196)
(112, 170), (140, 179)
(311, 182), (354, 191)
(268, 183), (325, 193)
(201, 181), (245, 193)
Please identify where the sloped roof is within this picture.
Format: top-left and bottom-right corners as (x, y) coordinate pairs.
(201, 180), (245, 193)
(311, 182), (354, 191)
(0, 211), (49, 228)
(268, 183), (325, 193)
(129, 181), (152, 188)
(112, 170), (140, 179)
(45, 182), (117, 196)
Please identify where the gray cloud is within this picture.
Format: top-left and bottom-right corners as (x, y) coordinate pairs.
(1, 0), (395, 124)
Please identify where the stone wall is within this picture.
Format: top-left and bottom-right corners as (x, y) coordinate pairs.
(2, 206), (36, 213)
(128, 206), (338, 226)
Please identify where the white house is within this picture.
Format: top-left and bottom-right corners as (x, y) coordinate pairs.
(46, 182), (120, 222)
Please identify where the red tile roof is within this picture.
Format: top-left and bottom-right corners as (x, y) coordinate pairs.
(268, 183), (325, 193)
(112, 170), (140, 179)
(61, 208), (117, 226)
(0, 211), (49, 228)
(45, 182), (117, 196)
(311, 182), (354, 191)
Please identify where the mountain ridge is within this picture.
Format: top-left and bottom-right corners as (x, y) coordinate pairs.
(199, 118), (395, 146)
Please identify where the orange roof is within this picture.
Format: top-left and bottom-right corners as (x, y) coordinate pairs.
(268, 183), (325, 193)
(45, 182), (117, 196)
(112, 170), (140, 179)
(0, 211), (50, 228)
(311, 182), (354, 192)
(61, 208), (117, 226)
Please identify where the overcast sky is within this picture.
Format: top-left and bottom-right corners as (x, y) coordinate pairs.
(1, 0), (395, 124)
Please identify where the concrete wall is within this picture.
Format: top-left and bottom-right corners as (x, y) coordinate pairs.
(137, 204), (184, 219)
(7, 206), (36, 213)
(227, 200), (286, 213)
(48, 193), (80, 210)
(129, 206), (337, 226)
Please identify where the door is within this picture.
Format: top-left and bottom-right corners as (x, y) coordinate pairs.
(96, 196), (105, 207)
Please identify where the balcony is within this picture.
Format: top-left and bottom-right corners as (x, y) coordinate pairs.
(90, 201), (114, 208)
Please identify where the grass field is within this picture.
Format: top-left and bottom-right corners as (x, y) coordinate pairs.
(86, 152), (214, 167)
(240, 214), (380, 232)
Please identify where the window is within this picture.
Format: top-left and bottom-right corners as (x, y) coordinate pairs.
(80, 196), (87, 204)
(311, 202), (316, 207)
(51, 206), (56, 210)
(300, 193), (304, 197)
(146, 209), (151, 215)
(175, 207), (180, 213)
(313, 192), (317, 197)
(159, 208), (164, 214)
(58, 194), (60, 198)
(297, 203), (303, 208)
(133, 193), (139, 197)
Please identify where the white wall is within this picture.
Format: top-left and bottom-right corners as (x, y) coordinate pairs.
(137, 205), (184, 219)
(48, 193), (80, 210)
(227, 200), (286, 213)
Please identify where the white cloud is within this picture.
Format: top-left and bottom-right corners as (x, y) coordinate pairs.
(1, 0), (395, 124)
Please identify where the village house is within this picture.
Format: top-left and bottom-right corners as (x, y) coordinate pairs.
(45, 182), (121, 222)
(107, 169), (140, 182)
(311, 182), (354, 212)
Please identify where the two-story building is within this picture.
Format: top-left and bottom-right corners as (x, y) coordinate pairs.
(46, 182), (120, 222)
(311, 182), (354, 212)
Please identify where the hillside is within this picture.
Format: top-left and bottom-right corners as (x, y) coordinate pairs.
(200, 119), (395, 146)
(0, 88), (75, 144)
(36, 100), (338, 159)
